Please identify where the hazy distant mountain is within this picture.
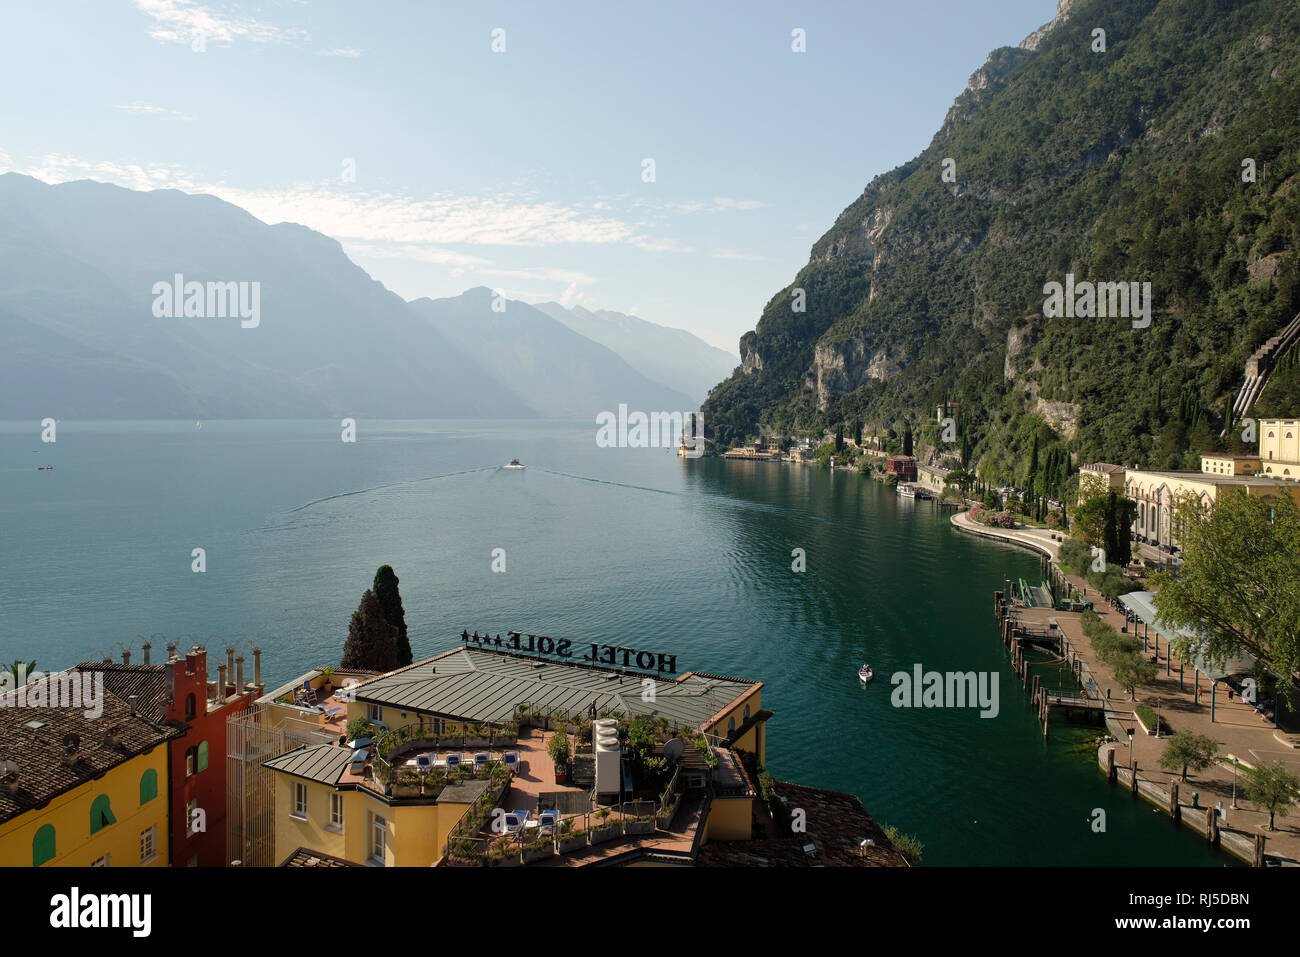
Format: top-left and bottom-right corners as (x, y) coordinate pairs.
(0, 174), (533, 418)
(409, 290), (697, 419)
(533, 302), (737, 406)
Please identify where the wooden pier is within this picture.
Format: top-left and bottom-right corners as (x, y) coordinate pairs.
(995, 589), (1109, 739)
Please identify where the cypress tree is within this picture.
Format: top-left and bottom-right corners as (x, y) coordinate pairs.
(341, 588), (399, 672)
(373, 564), (412, 666)
(903, 424), (913, 457)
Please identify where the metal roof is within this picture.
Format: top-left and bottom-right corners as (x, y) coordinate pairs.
(1119, 591), (1257, 679)
(263, 744), (352, 785)
(351, 646), (759, 730)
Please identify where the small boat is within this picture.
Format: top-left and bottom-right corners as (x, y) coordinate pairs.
(37, 465), (53, 471)
(858, 664), (873, 683)
(896, 484), (916, 498)
(503, 458), (525, 469)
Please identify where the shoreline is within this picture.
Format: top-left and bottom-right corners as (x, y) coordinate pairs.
(959, 508), (1298, 866)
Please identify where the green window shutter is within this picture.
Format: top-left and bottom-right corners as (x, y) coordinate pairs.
(140, 769), (158, 804)
(197, 741), (209, 772)
(33, 824), (56, 866)
(89, 794), (116, 834)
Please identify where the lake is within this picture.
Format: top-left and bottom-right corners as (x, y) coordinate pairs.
(0, 419), (1227, 865)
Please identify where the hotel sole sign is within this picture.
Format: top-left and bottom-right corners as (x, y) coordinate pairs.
(461, 630), (678, 674)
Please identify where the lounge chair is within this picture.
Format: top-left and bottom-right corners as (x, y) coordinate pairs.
(503, 751), (521, 773)
(473, 752), (489, 771)
(415, 754), (434, 773)
(444, 753), (462, 769)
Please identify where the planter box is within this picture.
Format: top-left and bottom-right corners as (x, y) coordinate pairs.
(590, 823), (621, 844)
(557, 834), (587, 854)
(487, 852), (523, 867)
(522, 844), (553, 863)
(626, 820), (655, 836)
(554, 770), (568, 785)
(393, 784), (421, 798)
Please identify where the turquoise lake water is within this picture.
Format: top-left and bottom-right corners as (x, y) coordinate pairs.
(0, 419), (1229, 865)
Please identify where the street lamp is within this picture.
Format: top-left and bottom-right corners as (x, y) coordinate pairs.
(1229, 754), (1238, 809)
(1126, 726), (1135, 782)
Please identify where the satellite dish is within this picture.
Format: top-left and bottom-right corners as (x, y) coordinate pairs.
(663, 738), (685, 762)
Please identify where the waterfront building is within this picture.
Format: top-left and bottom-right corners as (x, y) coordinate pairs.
(723, 445), (780, 460)
(263, 640), (906, 867)
(71, 643), (265, 865)
(886, 455), (917, 482)
(1125, 421), (1300, 556)
(915, 463), (951, 497)
(1078, 462), (1126, 503)
(0, 672), (180, 867)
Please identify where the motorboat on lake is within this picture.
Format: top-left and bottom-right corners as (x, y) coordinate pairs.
(503, 458), (525, 469)
(858, 664), (873, 683)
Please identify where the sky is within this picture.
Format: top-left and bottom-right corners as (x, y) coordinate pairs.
(0, 0), (1059, 353)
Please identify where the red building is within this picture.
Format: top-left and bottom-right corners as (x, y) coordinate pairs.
(886, 455), (918, 482)
(76, 642), (264, 866)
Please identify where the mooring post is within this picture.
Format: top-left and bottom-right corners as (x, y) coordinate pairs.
(1106, 747), (1116, 783)
(1206, 807), (1218, 846)
(1254, 834), (1265, 867)
(1170, 782), (1180, 822)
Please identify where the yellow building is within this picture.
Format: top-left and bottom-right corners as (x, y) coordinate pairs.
(0, 671), (179, 867)
(1126, 466), (1300, 554)
(1200, 454), (1261, 476)
(1259, 418), (1300, 478)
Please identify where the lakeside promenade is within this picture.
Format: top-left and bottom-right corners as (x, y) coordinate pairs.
(952, 509), (1300, 865)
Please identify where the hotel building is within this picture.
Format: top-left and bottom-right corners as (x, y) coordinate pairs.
(263, 636), (907, 868)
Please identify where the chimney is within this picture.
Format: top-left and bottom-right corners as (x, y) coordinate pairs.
(122, 649), (130, 666)
(167, 641), (177, 661)
(128, 694), (138, 717)
(142, 641), (151, 666)
(218, 663), (228, 700)
(236, 655), (245, 693)
(226, 646), (235, 683)
(253, 647), (262, 688)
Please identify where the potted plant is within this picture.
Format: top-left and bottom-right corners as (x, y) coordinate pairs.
(487, 835), (521, 867)
(394, 768), (421, 798)
(626, 812), (655, 836)
(548, 731), (571, 784)
(522, 837), (553, 863)
(319, 668), (336, 695)
(557, 818), (586, 853)
(422, 768), (446, 798)
(590, 808), (620, 844)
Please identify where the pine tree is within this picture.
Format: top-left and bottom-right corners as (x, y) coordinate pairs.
(341, 588), (399, 672)
(373, 564), (412, 666)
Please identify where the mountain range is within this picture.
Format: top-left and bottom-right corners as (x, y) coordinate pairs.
(0, 173), (729, 421)
(702, 0), (1300, 478)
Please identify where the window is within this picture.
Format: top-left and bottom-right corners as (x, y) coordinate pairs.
(33, 825), (55, 867)
(329, 792), (344, 831)
(197, 740), (209, 772)
(369, 812), (387, 864)
(91, 854), (111, 867)
(186, 798), (198, 837)
(139, 825), (157, 865)
(185, 693), (197, 720)
(139, 769), (158, 805)
(726, 717), (736, 737)
(291, 783), (308, 820)
(743, 705), (751, 722)
(89, 794), (116, 834)
(366, 704), (383, 723)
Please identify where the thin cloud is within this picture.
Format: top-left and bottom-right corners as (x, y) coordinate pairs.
(114, 101), (194, 121)
(319, 48), (362, 58)
(134, 0), (308, 46)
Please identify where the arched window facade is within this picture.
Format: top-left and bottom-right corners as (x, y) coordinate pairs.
(89, 794), (116, 834)
(33, 824), (55, 866)
(185, 693), (197, 720)
(197, 741), (209, 772)
(140, 768), (158, 804)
